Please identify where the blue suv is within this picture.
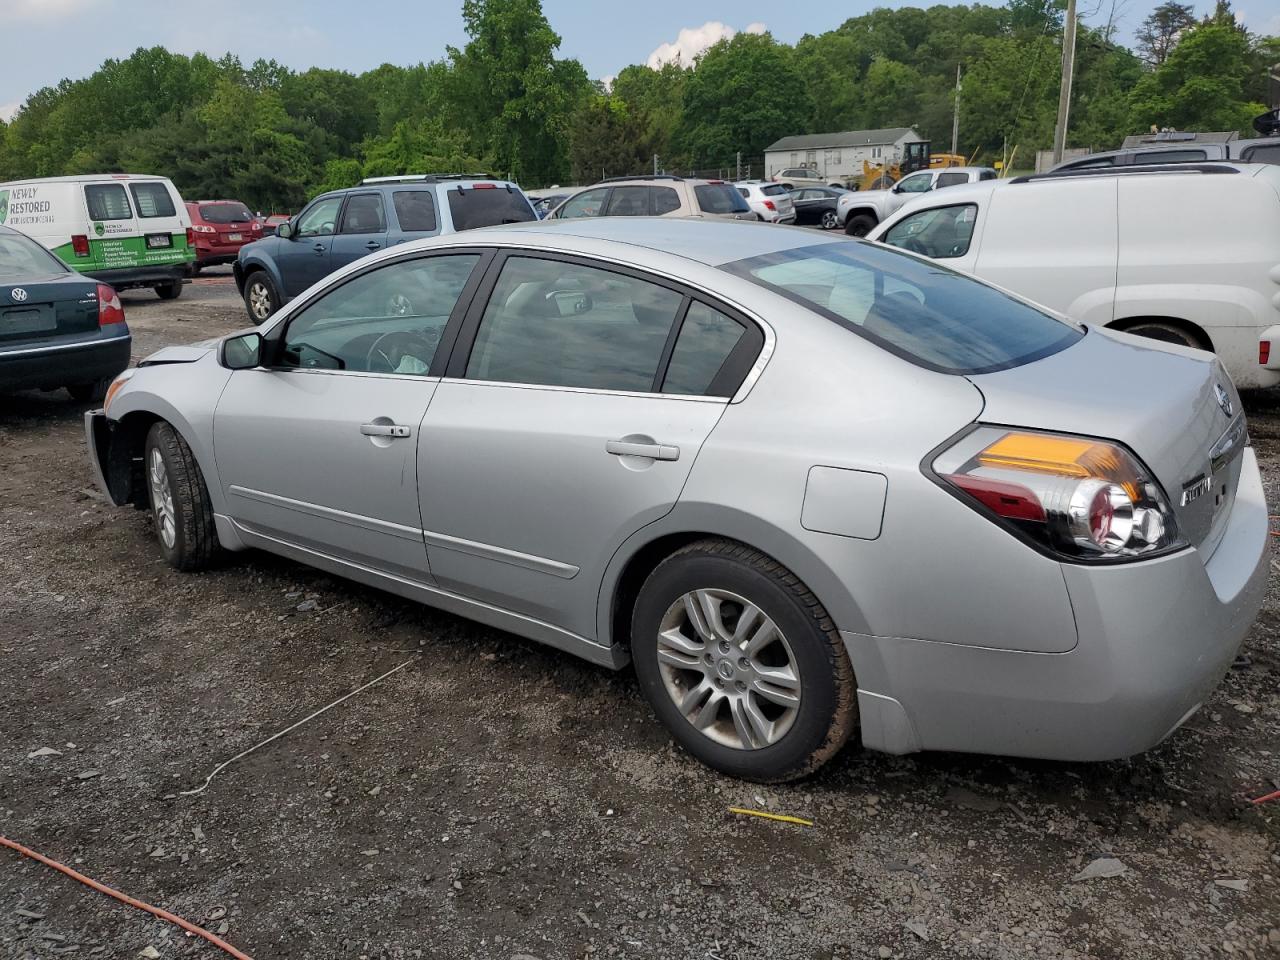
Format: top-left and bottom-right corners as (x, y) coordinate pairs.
(234, 175), (536, 323)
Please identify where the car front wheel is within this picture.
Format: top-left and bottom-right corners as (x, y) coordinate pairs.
(145, 422), (221, 572)
(631, 539), (857, 782)
(821, 210), (839, 230)
(243, 271), (279, 324)
(845, 214), (876, 238)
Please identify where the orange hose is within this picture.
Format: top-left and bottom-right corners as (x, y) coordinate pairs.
(0, 835), (254, 959)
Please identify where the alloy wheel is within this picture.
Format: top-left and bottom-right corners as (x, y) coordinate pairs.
(655, 588), (801, 750)
(148, 447), (177, 549)
(248, 282), (272, 321)
(821, 210), (838, 230)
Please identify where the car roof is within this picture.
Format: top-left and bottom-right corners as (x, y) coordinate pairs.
(0, 173), (170, 185)
(430, 216), (845, 268)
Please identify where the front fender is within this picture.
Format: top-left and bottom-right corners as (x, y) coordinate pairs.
(235, 249), (285, 301)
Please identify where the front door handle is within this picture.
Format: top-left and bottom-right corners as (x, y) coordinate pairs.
(313, 242), (327, 255)
(364, 240), (381, 250)
(606, 439), (680, 461)
(361, 423), (411, 438)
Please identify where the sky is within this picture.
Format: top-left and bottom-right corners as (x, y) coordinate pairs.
(2, 0), (1278, 121)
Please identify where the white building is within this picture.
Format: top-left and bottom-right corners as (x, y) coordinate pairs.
(764, 127), (922, 182)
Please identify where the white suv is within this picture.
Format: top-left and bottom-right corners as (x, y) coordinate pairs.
(868, 162), (1280, 388)
(734, 181), (796, 223)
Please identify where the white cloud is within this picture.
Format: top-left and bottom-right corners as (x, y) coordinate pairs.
(8, 0), (99, 21)
(600, 74), (616, 92)
(645, 21), (769, 70)
(0, 101), (20, 122)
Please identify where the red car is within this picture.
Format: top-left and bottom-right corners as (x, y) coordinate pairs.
(185, 200), (262, 273)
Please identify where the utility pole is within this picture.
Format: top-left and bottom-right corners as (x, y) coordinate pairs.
(653, 153), (659, 176)
(951, 64), (962, 156)
(1052, 0), (1078, 166)
(736, 152), (742, 181)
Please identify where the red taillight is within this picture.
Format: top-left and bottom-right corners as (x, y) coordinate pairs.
(763, 200), (776, 211)
(946, 474), (1045, 522)
(96, 283), (125, 327)
(185, 227), (194, 247)
(1261, 341), (1271, 365)
(71, 234), (90, 258)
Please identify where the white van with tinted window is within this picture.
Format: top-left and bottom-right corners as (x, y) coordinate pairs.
(868, 163), (1280, 388)
(0, 174), (193, 300)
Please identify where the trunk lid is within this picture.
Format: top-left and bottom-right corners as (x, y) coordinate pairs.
(967, 326), (1244, 556)
(0, 275), (99, 344)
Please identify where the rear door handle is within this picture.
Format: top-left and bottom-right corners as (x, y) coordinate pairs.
(606, 440), (680, 461)
(361, 423), (411, 438)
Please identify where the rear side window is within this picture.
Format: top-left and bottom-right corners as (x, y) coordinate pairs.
(130, 182), (176, 218)
(694, 184), (751, 215)
(762, 184), (788, 197)
(85, 184), (132, 221)
(652, 187), (681, 215)
(393, 191), (437, 232)
(737, 187), (750, 198)
(199, 202), (252, 223)
(446, 186), (535, 231)
(936, 172), (968, 188)
(605, 186), (649, 216)
(724, 242), (1082, 375)
(1135, 149), (1206, 163)
(662, 301), (746, 396)
(339, 193), (386, 234)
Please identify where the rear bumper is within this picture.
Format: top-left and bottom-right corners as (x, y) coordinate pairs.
(0, 330), (131, 392)
(83, 264), (188, 291)
(849, 446), (1269, 761)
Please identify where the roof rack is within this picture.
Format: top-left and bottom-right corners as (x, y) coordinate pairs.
(360, 173), (501, 185)
(1010, 163), (1240, 184)
(598, 174), (685, 183)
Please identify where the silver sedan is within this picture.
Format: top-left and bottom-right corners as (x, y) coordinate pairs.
(85, 219), (1268, 782)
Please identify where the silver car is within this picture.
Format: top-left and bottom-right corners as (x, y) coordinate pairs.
(734, 181), (796, 224)
(85, 219), (1268, 782)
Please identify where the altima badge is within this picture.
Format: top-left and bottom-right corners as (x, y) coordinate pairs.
(1215, 383), (1234, 417)
(10, 287), (27, 302)
(1181, 474), (1212, 506)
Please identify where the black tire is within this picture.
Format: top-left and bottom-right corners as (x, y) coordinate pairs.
(190, 263), (202, 277)
(1120, 320), (1205, 350)
(243, 270), (279, 324)
(845, 214), (876, 238)
(155, 280), (182, 300)
(631, 538), (857, 782)
(820, 210), (839, 230)
(144, 421), (220, 572)
(67, 379), (110, 403)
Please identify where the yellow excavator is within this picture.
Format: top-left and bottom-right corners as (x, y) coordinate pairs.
(853, 140), (968, 190)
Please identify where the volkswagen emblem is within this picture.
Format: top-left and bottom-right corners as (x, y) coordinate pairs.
(9, 287), (27, 302)
(1214, 383), (1234, 418)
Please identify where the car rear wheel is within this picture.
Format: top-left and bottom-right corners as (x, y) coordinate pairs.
(145, 422), (220, 572)
(155, 280), (182, 300)
(1120, 320), (1205, 350)
(821, 210), (839, 230)
(243, 271), (279, 324)
(845, 214), (876, 238)
(67, 379), (110, 403)
(631, 538), (857, 782)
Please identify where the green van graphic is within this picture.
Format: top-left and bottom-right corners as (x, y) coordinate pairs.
(0, 190), (9, 225)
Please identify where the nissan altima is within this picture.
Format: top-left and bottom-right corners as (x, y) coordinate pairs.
(84, 218), (1268, 782)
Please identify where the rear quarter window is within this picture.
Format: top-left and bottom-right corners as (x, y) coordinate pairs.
(393, 191), (438, 232)
(446, 186), (535, 231)
(762, 184), (788, 197)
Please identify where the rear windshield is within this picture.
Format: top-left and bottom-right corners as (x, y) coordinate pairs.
(199, 202), (252, 223)
(85, 184), (132, 221)
(130, 182), (176, 218)
(0, 232), (68, 279)
(723, 242), (1082, 375)
(446, 185), (535, 232)
(694, 184), (751, 215)
(762, 184), (788, 197)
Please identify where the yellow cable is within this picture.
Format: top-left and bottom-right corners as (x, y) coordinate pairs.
(728, 807), (813, 827)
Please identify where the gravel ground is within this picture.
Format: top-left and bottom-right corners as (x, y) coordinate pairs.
(1, 271), (1277, 960)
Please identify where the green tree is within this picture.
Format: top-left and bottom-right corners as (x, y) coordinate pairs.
(568, 95), (651, 182)
(1135, 1), (1196, 65)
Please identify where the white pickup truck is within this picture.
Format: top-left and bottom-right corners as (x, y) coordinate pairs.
(839, 166), (997, 237)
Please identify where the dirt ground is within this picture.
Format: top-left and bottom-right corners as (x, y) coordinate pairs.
(1, 272), (1277, 960)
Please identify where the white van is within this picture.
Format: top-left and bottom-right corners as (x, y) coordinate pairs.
(868, 163), (1280, 388)
(0, 174), (193, 300)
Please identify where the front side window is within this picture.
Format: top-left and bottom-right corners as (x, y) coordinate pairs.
(129, 182), (176, 218)
(446, 185), (535, 231)
(338, 193), (386, 235)
(466, 256), (683, 392)
(85, 184), (132, 221)
(883, 204), (978, 260)
(556, 188), (608, 219)
(605, 186), (649, 216)
(294, 196), (343, 238)
(279, 254), (480, 374)
(723, 242), (1081, 375)
(694, 184), (751, 215)
(393, 191), (437, 232)
(895, 173), (933, 194)
(662, 301), (746, 396)
(652, 187), (681, 215)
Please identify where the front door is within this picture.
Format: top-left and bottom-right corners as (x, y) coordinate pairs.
(277, 194), (343, 298)
(214, 250), (487, 581)
(418, 253), (759, 642)
(329, 192), (389, 270)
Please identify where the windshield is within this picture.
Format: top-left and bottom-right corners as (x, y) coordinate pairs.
(446, 185), (536, 231)
(199, 202), (253, 224)
(694, 184), (751, 215)
(0, 232), (68, 279)
(723, 242), (1082, 375)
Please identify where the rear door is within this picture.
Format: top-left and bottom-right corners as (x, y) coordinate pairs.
(127, 179), (192, 270)
(417, 251), (763, 640)
(276, 194), (343, 297)
(80, 181), (141, 274)
(388, 189), (441, 245)
(329, 192), (389, 269)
